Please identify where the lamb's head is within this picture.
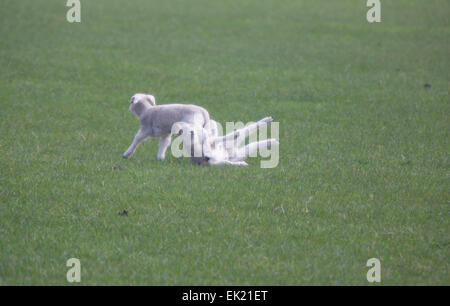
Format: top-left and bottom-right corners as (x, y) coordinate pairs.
(172, 122), (211, 162)
(172, 122), (200, 144)
(128, 93), (156, 117)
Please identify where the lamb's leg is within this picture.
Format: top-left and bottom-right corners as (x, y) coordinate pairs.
(232, 138), (279, 161)
(208, 159), (248, 167)
(212, 116), (273, 145)
(157, 134), (172, 160)
(123, 129), (148, 158)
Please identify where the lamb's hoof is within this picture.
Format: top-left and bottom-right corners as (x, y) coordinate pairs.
(269, 139), (279, 148)
(122, 155), (128, 159)
(239, 161), (249, 167)
(264, 139), (279, 149)
(262, 116), (274, 123)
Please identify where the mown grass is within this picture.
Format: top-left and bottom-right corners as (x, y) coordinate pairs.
(0, 0), (448, 285)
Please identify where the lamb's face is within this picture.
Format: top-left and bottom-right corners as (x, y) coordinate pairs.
(172, 122), (209, 158)
(172, 122), (200, 144)
(128, 93), (156, 116)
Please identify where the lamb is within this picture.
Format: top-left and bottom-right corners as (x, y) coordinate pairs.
(172, 117), (279, 166)
(123, 93), (211, 160)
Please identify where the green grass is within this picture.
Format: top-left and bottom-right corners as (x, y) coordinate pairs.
(0, 0), (448, 285)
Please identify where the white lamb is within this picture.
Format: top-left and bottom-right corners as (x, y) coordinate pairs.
(172, 117), (279, 166)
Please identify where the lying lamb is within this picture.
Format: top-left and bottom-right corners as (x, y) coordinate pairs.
(172, 117), (279, 166)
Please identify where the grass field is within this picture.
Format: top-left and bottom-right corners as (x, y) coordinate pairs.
(0, 0), (448, 285)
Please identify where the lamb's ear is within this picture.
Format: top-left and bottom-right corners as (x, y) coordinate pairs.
(171, 123), (183, 136)
(147, 95), (156, 106)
